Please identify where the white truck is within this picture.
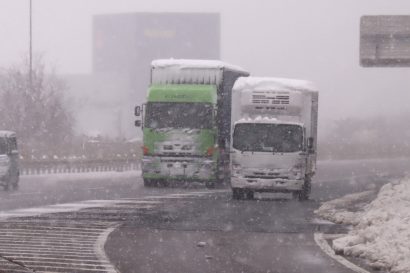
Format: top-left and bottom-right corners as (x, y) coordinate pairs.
(230, 77), (318, 200)
(0, 131), (19, 191)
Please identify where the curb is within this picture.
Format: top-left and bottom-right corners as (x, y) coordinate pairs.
(314, 233), (371, 273)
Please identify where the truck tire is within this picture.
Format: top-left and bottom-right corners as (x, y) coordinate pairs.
(159, 179), (169, 187)
(11, 173), (19, 191)
(143, 178), (156, 187)
(232, 188), (243, 200)
(245, 190), (254, 200)
(205, 181), (215, 189)
(295, 178), (311, 201)
(3, 172), (18, 191)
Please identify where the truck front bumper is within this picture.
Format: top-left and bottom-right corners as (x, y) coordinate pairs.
(142, 156), (216, 181)
(231, 176), (304, 192)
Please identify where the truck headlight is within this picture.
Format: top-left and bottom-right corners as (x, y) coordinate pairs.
(291, 163), (304, 179)
(232, 163), (242, 176)
(202, 160), (214, 170)
(0, 156), (10, 167)
(142, 158), (157, 172)
(142, 158), (154, 165)
(293, 171), (303, 180)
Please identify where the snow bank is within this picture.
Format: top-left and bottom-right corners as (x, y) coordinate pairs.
(316, 178), (410, 272)
(315, 190), (374, 225)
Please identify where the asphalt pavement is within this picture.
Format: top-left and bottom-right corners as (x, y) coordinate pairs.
(0, 158), (408, 273)
(105, 158), (409, 273)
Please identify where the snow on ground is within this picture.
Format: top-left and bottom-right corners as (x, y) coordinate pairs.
(315, 177), (410, 273)
(314, 190), (374, 225)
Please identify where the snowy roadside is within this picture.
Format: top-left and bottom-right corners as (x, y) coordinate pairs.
(22, 170), (142, 182)
(315, 177), (410, 273)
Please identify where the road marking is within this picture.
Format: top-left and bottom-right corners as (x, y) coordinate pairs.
(0, 190), (214, 272)
(6, 256), (114, 264)
(94, 226), (119, 273)
(314, 233), (371, 273)
(1, 249), (98, 256)
(0, 199), (157, 220)
(143, 190), (228, 200)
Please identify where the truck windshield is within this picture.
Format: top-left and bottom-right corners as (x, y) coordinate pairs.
(233, 123), (303, 153)
(145, 102), (213, 129)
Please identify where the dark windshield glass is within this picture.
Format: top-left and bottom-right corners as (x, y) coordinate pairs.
(233, 123), (303, 153)
(145, 102), (213, 129)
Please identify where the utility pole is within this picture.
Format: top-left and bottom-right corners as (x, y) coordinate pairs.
(29, 0), (33, 90)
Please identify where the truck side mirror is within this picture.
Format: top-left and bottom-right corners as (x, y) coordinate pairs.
(135, 120), (142, 127)
(307, 137), (314, 153)
(135, 106), (141, 117)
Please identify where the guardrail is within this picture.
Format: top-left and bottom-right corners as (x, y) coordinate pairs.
(20, 159), (140, 175)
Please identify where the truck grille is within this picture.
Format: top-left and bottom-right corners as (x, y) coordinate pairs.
(244, 171), (289, 179)
(245, 175), (289, 179)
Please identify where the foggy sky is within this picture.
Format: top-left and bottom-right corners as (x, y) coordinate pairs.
(1, 0), (410, 122)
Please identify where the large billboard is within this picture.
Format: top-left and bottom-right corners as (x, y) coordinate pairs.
(93, 12), (220, 86)
(90, 12), (220, 137)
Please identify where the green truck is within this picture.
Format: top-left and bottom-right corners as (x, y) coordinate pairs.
(135, 59), (249, 187)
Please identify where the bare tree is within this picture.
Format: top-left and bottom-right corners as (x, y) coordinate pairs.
(0, 59), (74, 155)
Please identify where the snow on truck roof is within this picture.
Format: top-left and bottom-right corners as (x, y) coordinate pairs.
(233, 77), (318, 93)
(151, 59), (248, 73)
(0, 131), (16, 138)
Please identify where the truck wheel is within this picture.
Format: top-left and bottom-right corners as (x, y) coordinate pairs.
(11, 174), (19, 191)
(245, 190), (254, 200)
(205, 181), (215, 189)
(296, 178), (311, 201)
(292, 191), (300, 199)
(3, 173), (16, 191)
(159, 179), (169, 187)
(232, 188), (243, 200)
(143, 178), (156, 187)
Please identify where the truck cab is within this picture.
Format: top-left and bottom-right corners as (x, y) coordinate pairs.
(141, 84), (218, 187)
(0, 131), (20, 191)
(136, 59), (249, 188)
(230, 77), (318, 200)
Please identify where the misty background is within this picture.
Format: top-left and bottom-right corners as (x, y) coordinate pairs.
(1, 0), (410, 159)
